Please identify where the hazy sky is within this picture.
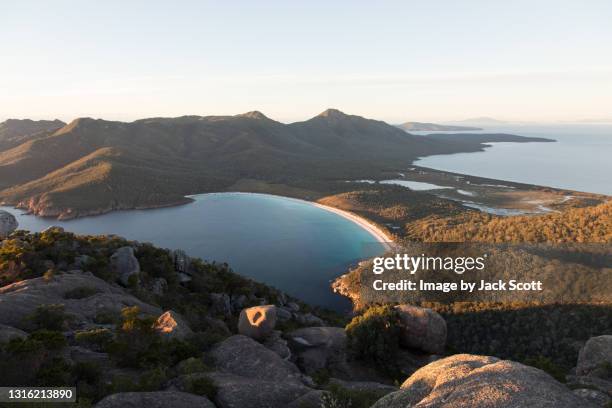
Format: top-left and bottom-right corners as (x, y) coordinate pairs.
(2, 0), (612, 123)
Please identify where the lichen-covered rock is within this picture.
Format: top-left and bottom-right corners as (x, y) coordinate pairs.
(0, 270), (160, 329)
(371, 354), (597, 408)
(0, 210), (18, 238)
(94, 391), (215, 408)
(577, 335), (612, 377)
(394, 304), (446, 354)
(110, 246), (140, 286)
(153, 310), (193, 340)
(238, 305), (277, 340)
(210, 335), (302, 383)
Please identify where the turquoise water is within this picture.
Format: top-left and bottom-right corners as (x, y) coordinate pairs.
(415, 124), (612, 196)
(1, 193), (385, 311)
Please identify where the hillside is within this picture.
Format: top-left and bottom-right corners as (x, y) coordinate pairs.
(0, 119), (65, 151)
(0, 229), (608, 407)
(398, 121), (482, 131)
(404, 199), (612, 243)
(0, 110), (551, 219)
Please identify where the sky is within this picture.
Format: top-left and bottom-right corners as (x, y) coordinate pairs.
(2, 0), (612, 124)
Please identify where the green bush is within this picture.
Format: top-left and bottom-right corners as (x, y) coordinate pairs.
(75, 328), (114, 351)
(176, 357), (208, 375)
(93, 309), (120, 325)
(26, 304), (70, 331)
(29, 330), (67, 350)
(72, 361), (102, 384)
(524, 356), (567, 383)
(321, 383), (386, 408)
(188, 375), (217, 400)
(345, 305), (402, 373)
(36, 357), (71, 386)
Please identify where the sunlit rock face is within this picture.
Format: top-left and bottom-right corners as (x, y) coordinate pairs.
(371, 353), (598, 408)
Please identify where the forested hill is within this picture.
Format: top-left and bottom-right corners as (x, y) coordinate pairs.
(0, 110), (550, 219)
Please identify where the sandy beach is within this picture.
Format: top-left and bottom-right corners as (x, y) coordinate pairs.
(312, 202), (394, 250)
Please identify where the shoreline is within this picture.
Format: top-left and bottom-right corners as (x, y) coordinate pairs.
(311, 202), (394, 250)
(190, 192), (395, 249)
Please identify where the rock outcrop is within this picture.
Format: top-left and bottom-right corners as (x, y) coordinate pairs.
(394, 304), (446, 354)
(94, 391), (215, 408)
(0, 210), (18, 238)
(577, 335), (612, 377)
(0, 323), (27, 342)
(210, 335), (302, 382)
(207, 335), (312, 407)
(153, 310), (193, 340)
(110, 246), (140, 286)
(208, 372), (311, 408)
(237, 305), (277, 340)
(371, 354), (597, 408)
(287, 327), (347, 375)
(0, 270), (161, 329)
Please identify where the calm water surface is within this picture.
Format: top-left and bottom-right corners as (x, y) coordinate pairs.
(415, 124), (612, 195)
(1, 193), (385, 311)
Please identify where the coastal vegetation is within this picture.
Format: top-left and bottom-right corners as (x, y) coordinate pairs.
(0, 112), (552, 219)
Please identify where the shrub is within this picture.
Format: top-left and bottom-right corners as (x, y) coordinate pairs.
(29, 330), (67, 350)
(175, 357), (208, 376)
(64, 286), (100, 299)
(93, 309), (120, 325)
(321, 383), (386, 408)
(188, 375), (217, 400)
(36, 357), (71, 386)
(26, 304), (70, 331)
(524, 356), (567, 383)
(345, 305), (401, 373)
(75, 328), (114, 351)
(138, 367), (168, 391)
(72, 361), (102, 384)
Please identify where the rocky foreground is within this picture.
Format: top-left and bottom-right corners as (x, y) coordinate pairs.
(0, 214), (610, 407)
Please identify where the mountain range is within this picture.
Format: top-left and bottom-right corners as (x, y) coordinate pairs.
(0, 109), (552, 219)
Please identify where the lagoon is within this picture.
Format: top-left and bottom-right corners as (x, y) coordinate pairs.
(1, 193), (385, 311)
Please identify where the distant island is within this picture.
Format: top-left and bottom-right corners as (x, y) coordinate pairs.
(398, 121), (482, 132)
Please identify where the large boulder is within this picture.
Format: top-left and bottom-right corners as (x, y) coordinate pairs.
(287, 327), (347, 375)
(0, 270), (161, 329)
(262, 330), (291, 360)
(0, 210), (18, 238)
(110, 246), (140, 286)
(0, 323), (27, 342)
(210, 335), (302, 383)
(577, 335), (612, 377)
(153, 310), (193, 340)
(237, 305), (277, 340)
(94, 391), (215, 408)
(394, 304), (446, 354)
(207, 372), (311, 408)
(372, 354), (597, 408)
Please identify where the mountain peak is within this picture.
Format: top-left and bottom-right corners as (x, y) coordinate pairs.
(236, 111), (269, 120)
(316, 108), (349, 119)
